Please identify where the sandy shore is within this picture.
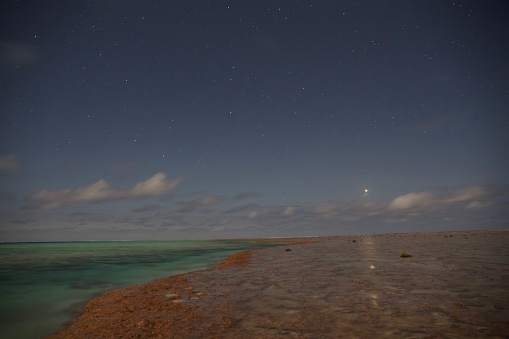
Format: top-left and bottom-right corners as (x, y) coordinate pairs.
(48, 230), (509, 338)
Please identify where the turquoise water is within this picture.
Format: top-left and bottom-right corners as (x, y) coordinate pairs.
(0, 240), (270, 339)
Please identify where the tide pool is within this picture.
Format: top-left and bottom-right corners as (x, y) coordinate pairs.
(0, 240), (270, 339)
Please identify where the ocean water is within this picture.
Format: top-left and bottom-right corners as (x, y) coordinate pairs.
(0, 240), (271, 339)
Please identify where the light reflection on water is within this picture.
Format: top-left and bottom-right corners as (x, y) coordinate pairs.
(219, 232), (509, 338)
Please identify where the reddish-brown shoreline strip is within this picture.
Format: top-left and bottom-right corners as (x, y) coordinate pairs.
(216, 249), (253, 269)
(48, 244), (285, 338)
(48, 252), (256, 338)
(48, 231), (509, 338)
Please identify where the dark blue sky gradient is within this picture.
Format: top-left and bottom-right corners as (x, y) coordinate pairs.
(1, 1), (508, 241)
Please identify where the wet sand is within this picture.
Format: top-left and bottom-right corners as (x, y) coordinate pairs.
(49, 230), (509, 338)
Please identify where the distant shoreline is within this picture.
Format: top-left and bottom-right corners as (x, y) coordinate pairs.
(4, 229), (506, 245)
(49, 230), (509, 338)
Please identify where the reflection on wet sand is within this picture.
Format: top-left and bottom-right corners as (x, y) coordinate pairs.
(50, 230), (509, 338)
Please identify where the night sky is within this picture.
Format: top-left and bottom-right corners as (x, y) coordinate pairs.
(1, 1), (508, 241)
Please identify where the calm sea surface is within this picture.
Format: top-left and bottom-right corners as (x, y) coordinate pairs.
(0, 240), (271, 339)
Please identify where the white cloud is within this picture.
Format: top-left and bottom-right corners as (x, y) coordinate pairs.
(389, 186), (489, 211)
(240, 186), (499, 231)
(443, 186), (485, 203)
(247, 211), (258, 219)
(129, 172), (182, 197)
(28, 172), (183, 208)
(16, 183), (508, 240)
(0, 154), (21, 174)
(313, 203), (338, 215)
(282, 206), (296, 216)
(388, 192), (435, 210)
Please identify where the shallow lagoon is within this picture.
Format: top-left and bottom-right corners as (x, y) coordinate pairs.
(0, 240), (270, 339)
